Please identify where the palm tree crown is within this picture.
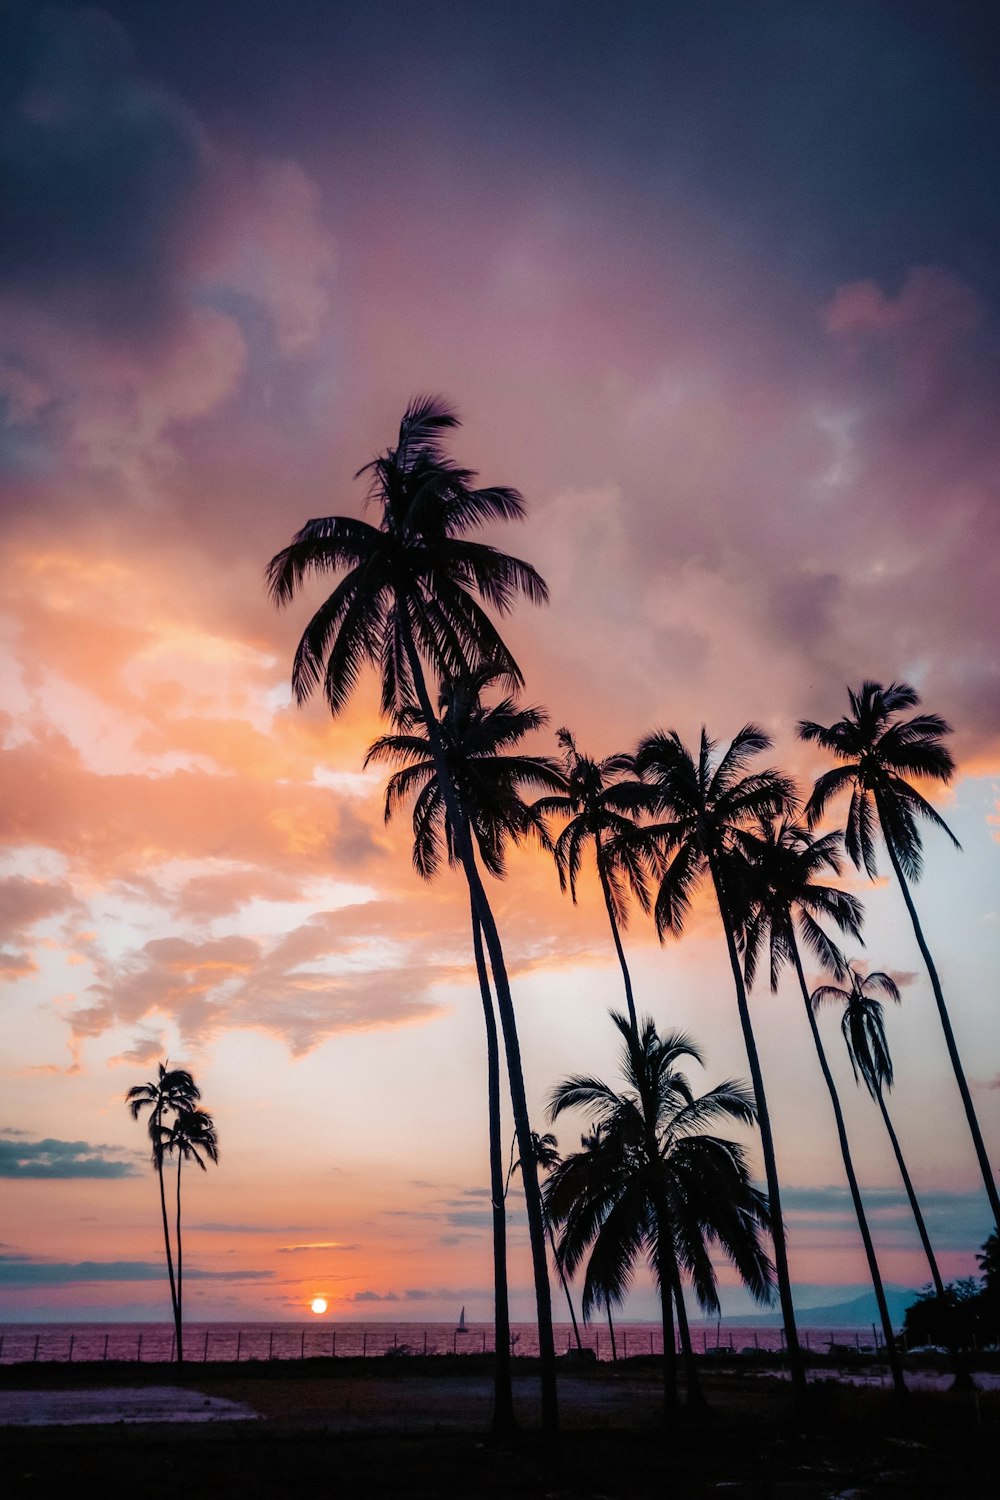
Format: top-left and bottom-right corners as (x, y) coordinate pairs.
(743, 819), (864, 993)
(546, 1013), (773, 1320)
(811, 962), (901, 1099)
(126, 1065), (201, 1163)
(799, 680), (960, 879)
(266, 396), (547, 716)
(365, 664), (562, 879)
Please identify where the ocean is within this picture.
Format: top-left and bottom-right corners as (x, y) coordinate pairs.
(0, 1320), (884, 1365)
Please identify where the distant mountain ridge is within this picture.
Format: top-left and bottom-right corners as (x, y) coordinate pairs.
(696, 1286), (919, 1328)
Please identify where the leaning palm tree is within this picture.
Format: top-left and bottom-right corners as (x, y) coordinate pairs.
(365, 664), (563, 1435)
(125, 1063), (201, 1362)
(742, 820), (906, 1397)
(546, 1013), (774, 1419)
(166, 1108), (219, 1346)
(633, 726), (807, 1404)
(267, 398), (559, 1440)
(799, 681), (998, 1230)
(534, 729), (656, 1038)
(811, 963), (946, 1302)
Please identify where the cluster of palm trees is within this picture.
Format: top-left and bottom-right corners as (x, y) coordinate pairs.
(267, 397), (996, 1435)
(126, 1063), (218, 1364)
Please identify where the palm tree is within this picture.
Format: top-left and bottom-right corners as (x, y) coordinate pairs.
(633, 726), (807, 1404)
(125, 1063), (201, 1362)
(546, 1013), (774, 1419)
(267, 398), (559, 1440)
(533, 729), (656, 1037)
(166, 1107), (219, 1346)
(810, 963), (946, 1302)
(799, 681), (998, 1230)
(509, 1132), (584, 1353)
(365, 664), (562, 1435)
(742, 820), (906, 1397)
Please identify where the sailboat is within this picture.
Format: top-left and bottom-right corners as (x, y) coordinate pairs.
(455, 1306), (469, 1334)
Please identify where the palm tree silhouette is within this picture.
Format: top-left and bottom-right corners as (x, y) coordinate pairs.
(166, 1107), (219, 1347)
(534, 729), (655, 1037)
(366, 664), (562, 1434)
(506, 1132), (585, 1354)
(125, 1063), (201, 1362)
(742, 820), (906, 1397)
(267, 398), (560, 1439)
(799, 681), (998, 1230)
(811, 963), (946, 1302)
(546, 1013), (773, 1419)
(633, 725), (807, 1404)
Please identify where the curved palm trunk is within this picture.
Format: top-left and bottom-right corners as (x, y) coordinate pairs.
(791, 947), (905, 1397)
(707, 854), (807, 1409)
(667, 1248), (707, 1412)
(654, 1212), (680, 1423)
(402, 631), (558, 1448)
(874, 1088), (946, 1300)
(175, 1150), (184, 1365)
(470, 906), (516, 1438)
(880, 827), (1000, 1233)
(155, 1143), (181, 1363)
(595, 837), (639, 1038)
(547, 1222), (583, 1351)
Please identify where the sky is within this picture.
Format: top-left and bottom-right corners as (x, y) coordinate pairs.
(1, 0), (998, 1326)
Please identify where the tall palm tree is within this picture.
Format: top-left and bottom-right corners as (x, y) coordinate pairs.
(267, 398), (560, 1440)
(633, 726), (807, 1404)
(534, 729), (656, 1037)
(546, 1012), (773, 1419)
(166, 1108), (219, 1347)
(365, 665), (562, 1435)
(125, 1063), (201, 1362)
(799, 681), (998, 1230)
(742, 821), (906, 1397)
(811, 963), (946, 1302)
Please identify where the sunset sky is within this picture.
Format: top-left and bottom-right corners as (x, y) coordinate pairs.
(2, 1), (998, 1326)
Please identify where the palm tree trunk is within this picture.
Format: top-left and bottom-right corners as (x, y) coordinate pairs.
(606, 1299), (617, 1361)
(791, 946), (905, 1397)
(596, 838), (639, 1037)
(875, 1087), (947, 1300)
(880, 827), (1000, 1232)
(546, 1221), (583, 1351)
(155, 1141), (181, 1364)
(654, 1220), (680, 1423)
(175, 1150), (184, 1365)
(708, 853), (807, 1409)
(402, 631), (558, 1448)
(667, 1250), (706, 1411)
(470, 904), (516, 1438)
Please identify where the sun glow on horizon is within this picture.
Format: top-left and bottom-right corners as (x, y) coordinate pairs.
(310, 1297), (328, 1315)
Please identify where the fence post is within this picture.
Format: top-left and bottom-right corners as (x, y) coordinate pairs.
(453, 1331), (457, 1354)
(68, 1334), (74, 1362)
(103, 1334), (109, 1361)
(236, 1331), (242, 1362)
(301, 1330), (306, 1359)
(33, 1335), (40, 1362)
(362, 1330), (367, 1358)
(595, 1329), (600, 1360)
(423, 1331), (427, 1356)
(623, 1330), (627, 1358)
(482, 1330), (486, 1353)
(204, 1330), (210, 1362)
(269, 1331), (274, 1360)
(137, 1333), (142, 1362)
(332, 1331), (336, 1358)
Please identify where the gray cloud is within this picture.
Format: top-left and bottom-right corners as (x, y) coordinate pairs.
(0, 1136), (141, 1179)
(0, 1256), (273, 1285)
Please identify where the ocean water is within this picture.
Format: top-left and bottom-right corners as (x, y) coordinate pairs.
(0, 1320), (882, 1366)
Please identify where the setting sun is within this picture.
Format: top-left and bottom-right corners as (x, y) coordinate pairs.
(310, 1297), (328, 1315)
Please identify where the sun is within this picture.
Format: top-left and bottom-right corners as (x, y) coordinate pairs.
(310, 1297), (328, 1315)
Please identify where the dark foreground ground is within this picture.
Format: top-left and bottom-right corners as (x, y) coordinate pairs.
(2, 1355), (997, 1498)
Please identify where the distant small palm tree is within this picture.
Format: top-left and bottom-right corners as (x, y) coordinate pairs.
(546, 1013), (774, 1419)
(811, 963), (946, 1301)
(633, 725), (806, 1404)
(534, 729), (656, 1037)
(800, 681), (998, 1230)
(742, 820), (906, 1398)
(166, 1108), (219, 1349)
(126, 1063), (201, 1362)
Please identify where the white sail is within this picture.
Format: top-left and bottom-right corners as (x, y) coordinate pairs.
(456, 1305), (468, 1333)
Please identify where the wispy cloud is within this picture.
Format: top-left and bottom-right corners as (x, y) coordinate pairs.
(0, 1257), (274, 1285)
(0, 1136), (141, 1179)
